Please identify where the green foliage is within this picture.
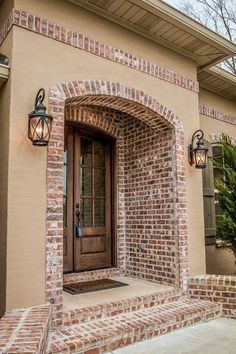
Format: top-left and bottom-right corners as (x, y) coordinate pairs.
(213, 134), (236, 257)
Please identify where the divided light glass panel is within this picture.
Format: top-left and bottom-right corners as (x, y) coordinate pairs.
(63, 145), (67, 228)
(80, 137), (106, 228)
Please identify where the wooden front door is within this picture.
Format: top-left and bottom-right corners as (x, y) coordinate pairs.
(63, 126), (113, 272)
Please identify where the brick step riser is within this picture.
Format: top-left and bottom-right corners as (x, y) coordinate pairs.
(49, 302), (222, 354)
(63, 291), (186, 326)
(83, 308), (222, 354)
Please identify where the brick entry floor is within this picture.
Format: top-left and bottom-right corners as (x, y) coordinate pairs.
(63, 277), (174, 310)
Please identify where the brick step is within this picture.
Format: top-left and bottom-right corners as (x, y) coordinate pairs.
(48, 299), (222, 354)
(63, 288), (184, 326)
(0, 305), (51, 354)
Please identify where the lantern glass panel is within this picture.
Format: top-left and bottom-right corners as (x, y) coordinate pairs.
(193, 149), (207, 168)
(29, 115), (52, 145)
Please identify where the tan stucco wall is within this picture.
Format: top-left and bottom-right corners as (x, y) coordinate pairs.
(2, 0), (209, 310)
(199, 88), (236, 276)
(14, 0), (197, 78)
(0, 0), (14, 29)
(0, 31), (12, 317)
(206, 245), (235, 275)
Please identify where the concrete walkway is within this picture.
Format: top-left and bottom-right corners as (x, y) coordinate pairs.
(109, 318), (236, 354)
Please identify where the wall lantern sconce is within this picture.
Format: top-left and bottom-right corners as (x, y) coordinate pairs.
(188, 129), (208, 169)
(28, 88), (53, 146)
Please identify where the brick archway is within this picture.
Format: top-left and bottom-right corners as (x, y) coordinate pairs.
(47, 80), (188, 326)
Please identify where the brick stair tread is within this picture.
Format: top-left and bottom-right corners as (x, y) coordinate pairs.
(63, 288), (184, 326)
(48, 299), (222, 353)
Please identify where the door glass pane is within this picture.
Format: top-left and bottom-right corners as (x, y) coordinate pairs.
(81, 138), (92, 166)
(94, 169), (105, 197)
(81, 198), (93, 227)
(63, 196), (67, 228)
(95, 198), (105, 226)
(94, 141), (105, 167)
(81, 167), (92, 196)
(63, 148), (67, 228)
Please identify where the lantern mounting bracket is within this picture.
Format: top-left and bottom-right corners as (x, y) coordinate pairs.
(34, 88), (45, 110)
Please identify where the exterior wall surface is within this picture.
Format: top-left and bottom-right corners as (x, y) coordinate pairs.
(0, 0), (208, 312)
(199, 88), (236, 276)
(0, 0), (14, 29)
(0, 31), (12, 317)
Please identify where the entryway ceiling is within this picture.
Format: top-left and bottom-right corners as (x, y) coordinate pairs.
(68, 0), (236, 70)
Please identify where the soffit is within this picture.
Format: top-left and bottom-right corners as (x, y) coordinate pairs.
(198, 66), (236, 102)
(0, 63), (9, 88)
(67, 0), (236, 69)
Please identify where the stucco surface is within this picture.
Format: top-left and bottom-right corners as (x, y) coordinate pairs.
(0, 31), (12, 317)
(14, 0), (197, 78)
(199, 88), (236, 276)
(0, 0), (14, 29)
(5, 23), (202, 309)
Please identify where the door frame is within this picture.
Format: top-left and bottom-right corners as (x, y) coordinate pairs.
(64, 122), (117, 273)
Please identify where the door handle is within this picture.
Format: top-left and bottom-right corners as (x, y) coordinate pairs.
(75, 203), (83, 237)
(75, 224), (83, 237)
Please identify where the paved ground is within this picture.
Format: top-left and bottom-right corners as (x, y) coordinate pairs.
(109, 318), (236, 354)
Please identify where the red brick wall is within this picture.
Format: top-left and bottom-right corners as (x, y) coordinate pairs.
(66, 106), (177, 286)
(189, 275), (236, 318)
(47, 80), (188, 326)
(123, 117), (177, 284)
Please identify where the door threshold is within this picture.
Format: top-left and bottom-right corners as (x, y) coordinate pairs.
(63, 267), (121, 285)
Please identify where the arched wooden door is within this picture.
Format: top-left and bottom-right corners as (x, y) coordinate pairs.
(63, 125), (114, 272)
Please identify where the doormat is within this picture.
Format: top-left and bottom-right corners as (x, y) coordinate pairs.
(63, 278), (128, 295)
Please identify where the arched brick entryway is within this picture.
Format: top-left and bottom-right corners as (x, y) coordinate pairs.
(46, 80), (188, 326)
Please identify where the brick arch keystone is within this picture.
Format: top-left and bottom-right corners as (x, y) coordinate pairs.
(46, 80), (188, 327)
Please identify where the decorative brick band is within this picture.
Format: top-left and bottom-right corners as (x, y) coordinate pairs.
(189, 275), (236, 318)
(47, 80), (188, 326)
(199, 105), (236, 125)
(0, 8), (199, 93)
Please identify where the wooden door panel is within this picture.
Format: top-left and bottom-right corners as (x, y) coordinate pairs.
(81, 236), (107, 254)
(73, 128), (112, 272)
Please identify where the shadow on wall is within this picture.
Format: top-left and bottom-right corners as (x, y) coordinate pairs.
(206, 245), (235, 275)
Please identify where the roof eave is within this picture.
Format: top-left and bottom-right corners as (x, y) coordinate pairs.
(135, 0), (236, 55)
